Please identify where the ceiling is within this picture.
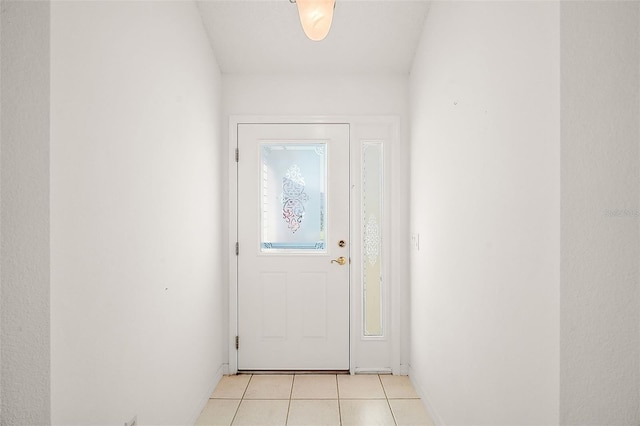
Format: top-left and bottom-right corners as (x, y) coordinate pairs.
(197, 0), (431, 74)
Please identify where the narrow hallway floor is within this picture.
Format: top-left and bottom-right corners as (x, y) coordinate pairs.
(195, 374), (435, 426)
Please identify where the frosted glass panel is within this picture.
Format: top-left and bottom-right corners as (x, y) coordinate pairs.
(261, 143), (327, 252)
(362, 142), (383, 336)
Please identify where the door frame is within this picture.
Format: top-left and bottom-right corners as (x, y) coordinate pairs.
(228, 115), (402, 375)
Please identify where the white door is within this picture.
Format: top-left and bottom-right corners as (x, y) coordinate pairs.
(237, 123), (350, 370)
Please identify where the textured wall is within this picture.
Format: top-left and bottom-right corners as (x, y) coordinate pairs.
(409, 2), (560, 424)
(50, 2), (224, 424)
(0, 0), (51, 423)
(560, 2), (640, 424)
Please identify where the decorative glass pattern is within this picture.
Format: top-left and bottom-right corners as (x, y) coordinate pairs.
(362, 142), (383, 337)
(364, 214), (380, 266)
(261, 143), (327, 252)
(282, 165), (309, 233)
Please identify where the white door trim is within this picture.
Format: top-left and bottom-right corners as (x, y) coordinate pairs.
(228, 115), (402, 375)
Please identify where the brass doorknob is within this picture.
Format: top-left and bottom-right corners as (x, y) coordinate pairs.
(331, 257), (347, 266)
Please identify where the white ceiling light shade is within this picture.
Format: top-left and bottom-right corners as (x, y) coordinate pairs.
(293, 0), (336, 41)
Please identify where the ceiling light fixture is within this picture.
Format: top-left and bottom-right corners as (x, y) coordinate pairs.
(290, 0), (336, 42)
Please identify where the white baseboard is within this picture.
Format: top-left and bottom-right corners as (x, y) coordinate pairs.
(408, 365), (445, 426)
(352, 366), (410, 375)
(189, 363), (225, 425)
(353, 367), (393, 375)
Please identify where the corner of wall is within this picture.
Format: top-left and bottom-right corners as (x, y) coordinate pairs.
(0, 0), (51, 423)
(560, 2), (640, 424)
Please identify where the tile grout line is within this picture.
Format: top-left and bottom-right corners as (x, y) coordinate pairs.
(227, 399), (241, 426)
(229, 374), (252, 426)
(379, 374), (399, 426)
(241, 374), (253, 399)
(336, 375), (343, 426)
(285, 374), (295, 425)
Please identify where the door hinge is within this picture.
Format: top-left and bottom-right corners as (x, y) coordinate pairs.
(235, 242), (239, 256)
(235, 336), (239, 350)
(235, 148), (239, 162)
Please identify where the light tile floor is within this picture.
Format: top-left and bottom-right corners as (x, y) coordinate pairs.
(195, 374), (435, 426)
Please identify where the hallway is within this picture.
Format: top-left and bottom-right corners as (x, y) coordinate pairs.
(2, 0), (639, 424)
(196, 374), (434, 426)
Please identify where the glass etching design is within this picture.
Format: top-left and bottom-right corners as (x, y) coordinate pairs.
(364, 215), (380, 266)
(282, 165), (310, 233)
(261, 143), (327, 252)
(362, 142), (383, 337)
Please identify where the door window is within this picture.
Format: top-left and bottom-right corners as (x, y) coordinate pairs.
(362, 141), (383, 337)
(260, 143), (328, 253)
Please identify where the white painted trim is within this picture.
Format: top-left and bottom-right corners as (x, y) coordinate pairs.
(228, 115), (403, 375)
(349, 128), (359, 375)
(228, 120), (239, 375)
(409, 366), (445, 426)
(388, 119), (402, 375)
(349, 117), (401, 374)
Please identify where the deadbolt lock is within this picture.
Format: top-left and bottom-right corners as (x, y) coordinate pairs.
(338, 240), (346, 247)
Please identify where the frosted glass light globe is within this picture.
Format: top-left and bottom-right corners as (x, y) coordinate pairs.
(296, 0), (335, 41)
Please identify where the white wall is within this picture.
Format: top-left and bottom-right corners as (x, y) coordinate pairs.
(222, 74), (410, 371)
(0, 1), (51, 423)
(560, 2), (640, 424)
(409, 2), (560, 424)
(50, 2), (225, 424)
